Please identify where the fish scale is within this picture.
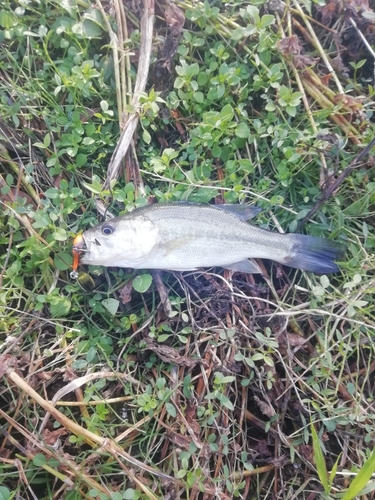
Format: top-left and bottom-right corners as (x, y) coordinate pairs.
(132, 205), (289, 269)
(76, 202), (346, 274)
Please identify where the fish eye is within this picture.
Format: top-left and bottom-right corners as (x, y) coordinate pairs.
(102, 223), (114, 236)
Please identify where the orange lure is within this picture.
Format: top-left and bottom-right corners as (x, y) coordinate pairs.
(72, 234), (85, 272)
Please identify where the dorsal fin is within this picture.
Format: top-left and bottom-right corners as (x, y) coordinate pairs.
(214, 204), (262, 221)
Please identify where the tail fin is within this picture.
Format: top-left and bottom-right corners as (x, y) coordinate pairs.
(285, 235), (346, 273)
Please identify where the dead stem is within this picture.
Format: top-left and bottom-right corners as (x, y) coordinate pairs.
(278, 11), (330, 180)
(292, 0), (345, 94)
(301, 78), (360, 141)
(3, 366), (218, 494)
(39, 370), (145, 432)
(103, 0), (154, 191)
(95, 0), (122, 119)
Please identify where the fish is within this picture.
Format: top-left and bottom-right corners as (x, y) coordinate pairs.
(72, 202), (346, 274)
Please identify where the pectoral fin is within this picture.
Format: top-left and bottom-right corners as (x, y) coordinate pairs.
(223, 259), (262, 274)
(161, 236), (193, 255)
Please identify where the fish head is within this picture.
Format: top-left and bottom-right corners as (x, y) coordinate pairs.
(77, 215), (160, 268)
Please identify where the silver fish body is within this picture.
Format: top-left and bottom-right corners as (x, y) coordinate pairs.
(79, 203), (345, 273)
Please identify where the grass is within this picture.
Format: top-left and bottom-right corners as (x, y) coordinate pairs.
(1, 0), (375, 498)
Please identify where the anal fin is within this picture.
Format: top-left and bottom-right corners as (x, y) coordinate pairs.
(223, 259), (261, 274)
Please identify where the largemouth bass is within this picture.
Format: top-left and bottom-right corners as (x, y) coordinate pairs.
(73, 203), (345, 274)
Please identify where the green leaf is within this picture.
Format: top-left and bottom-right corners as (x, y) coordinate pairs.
(83, 6), (106, 28)
(86, 347), (97, 363)
(75, 153), (87, 168)
(235, 122), (250, 139)
(190, 62), (199, 76)
(50, 298), (71, 317)
(52, 227), (68, 241)
(111, 493), (123, 500)
(54, 252), (73, 271)
(161, 148), (179, 162)
(123, 489), (136, 500)
(174, 76), (185, 89)
(33, 453), (47, 466)
(44, 133), (51, 148)
(328, 453), (340, 490)
(44, 188), (60, 199)
(47, 156), (58, 167)
(278, 85), (289, 98)
(0, 10), (16, 29)
(263, 356), (274, 367)
(218, 394), (234, 410)
(82, 181), (103, 194)
(352, 480), (375, 495)
(166, 402), (176, 417)
(142, 129), (151, 144)
(100, 100), (109, 112)
(133, 274), (152, 293)
(193, 91), (204, 103)
(71, 187), (82, 197)
(47, 458), (61, 468)
(285, 105), (297, 117)
(260, 14), (275, 28)
(341, 448), (375, 500)
(102, 298), (119, 316)
(217, 83), (225, 99)
(157, 334), (170, 343)
(218, 375), (236, 383)
(212, 144), (221, 158)
(220, 103), (234, 122)
(320, 275), (330, 289)
(311, 422), (329, 493)
(82, 137), (95, 145)
(82, 19), (102, 38)
(231, 27), (245, 40)
(0, 486), (12, 500)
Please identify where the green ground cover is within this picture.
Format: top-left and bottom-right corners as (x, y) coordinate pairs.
(0, 0), (375, 498)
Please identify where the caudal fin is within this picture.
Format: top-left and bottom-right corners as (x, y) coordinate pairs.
(285, 235), (346, 273)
